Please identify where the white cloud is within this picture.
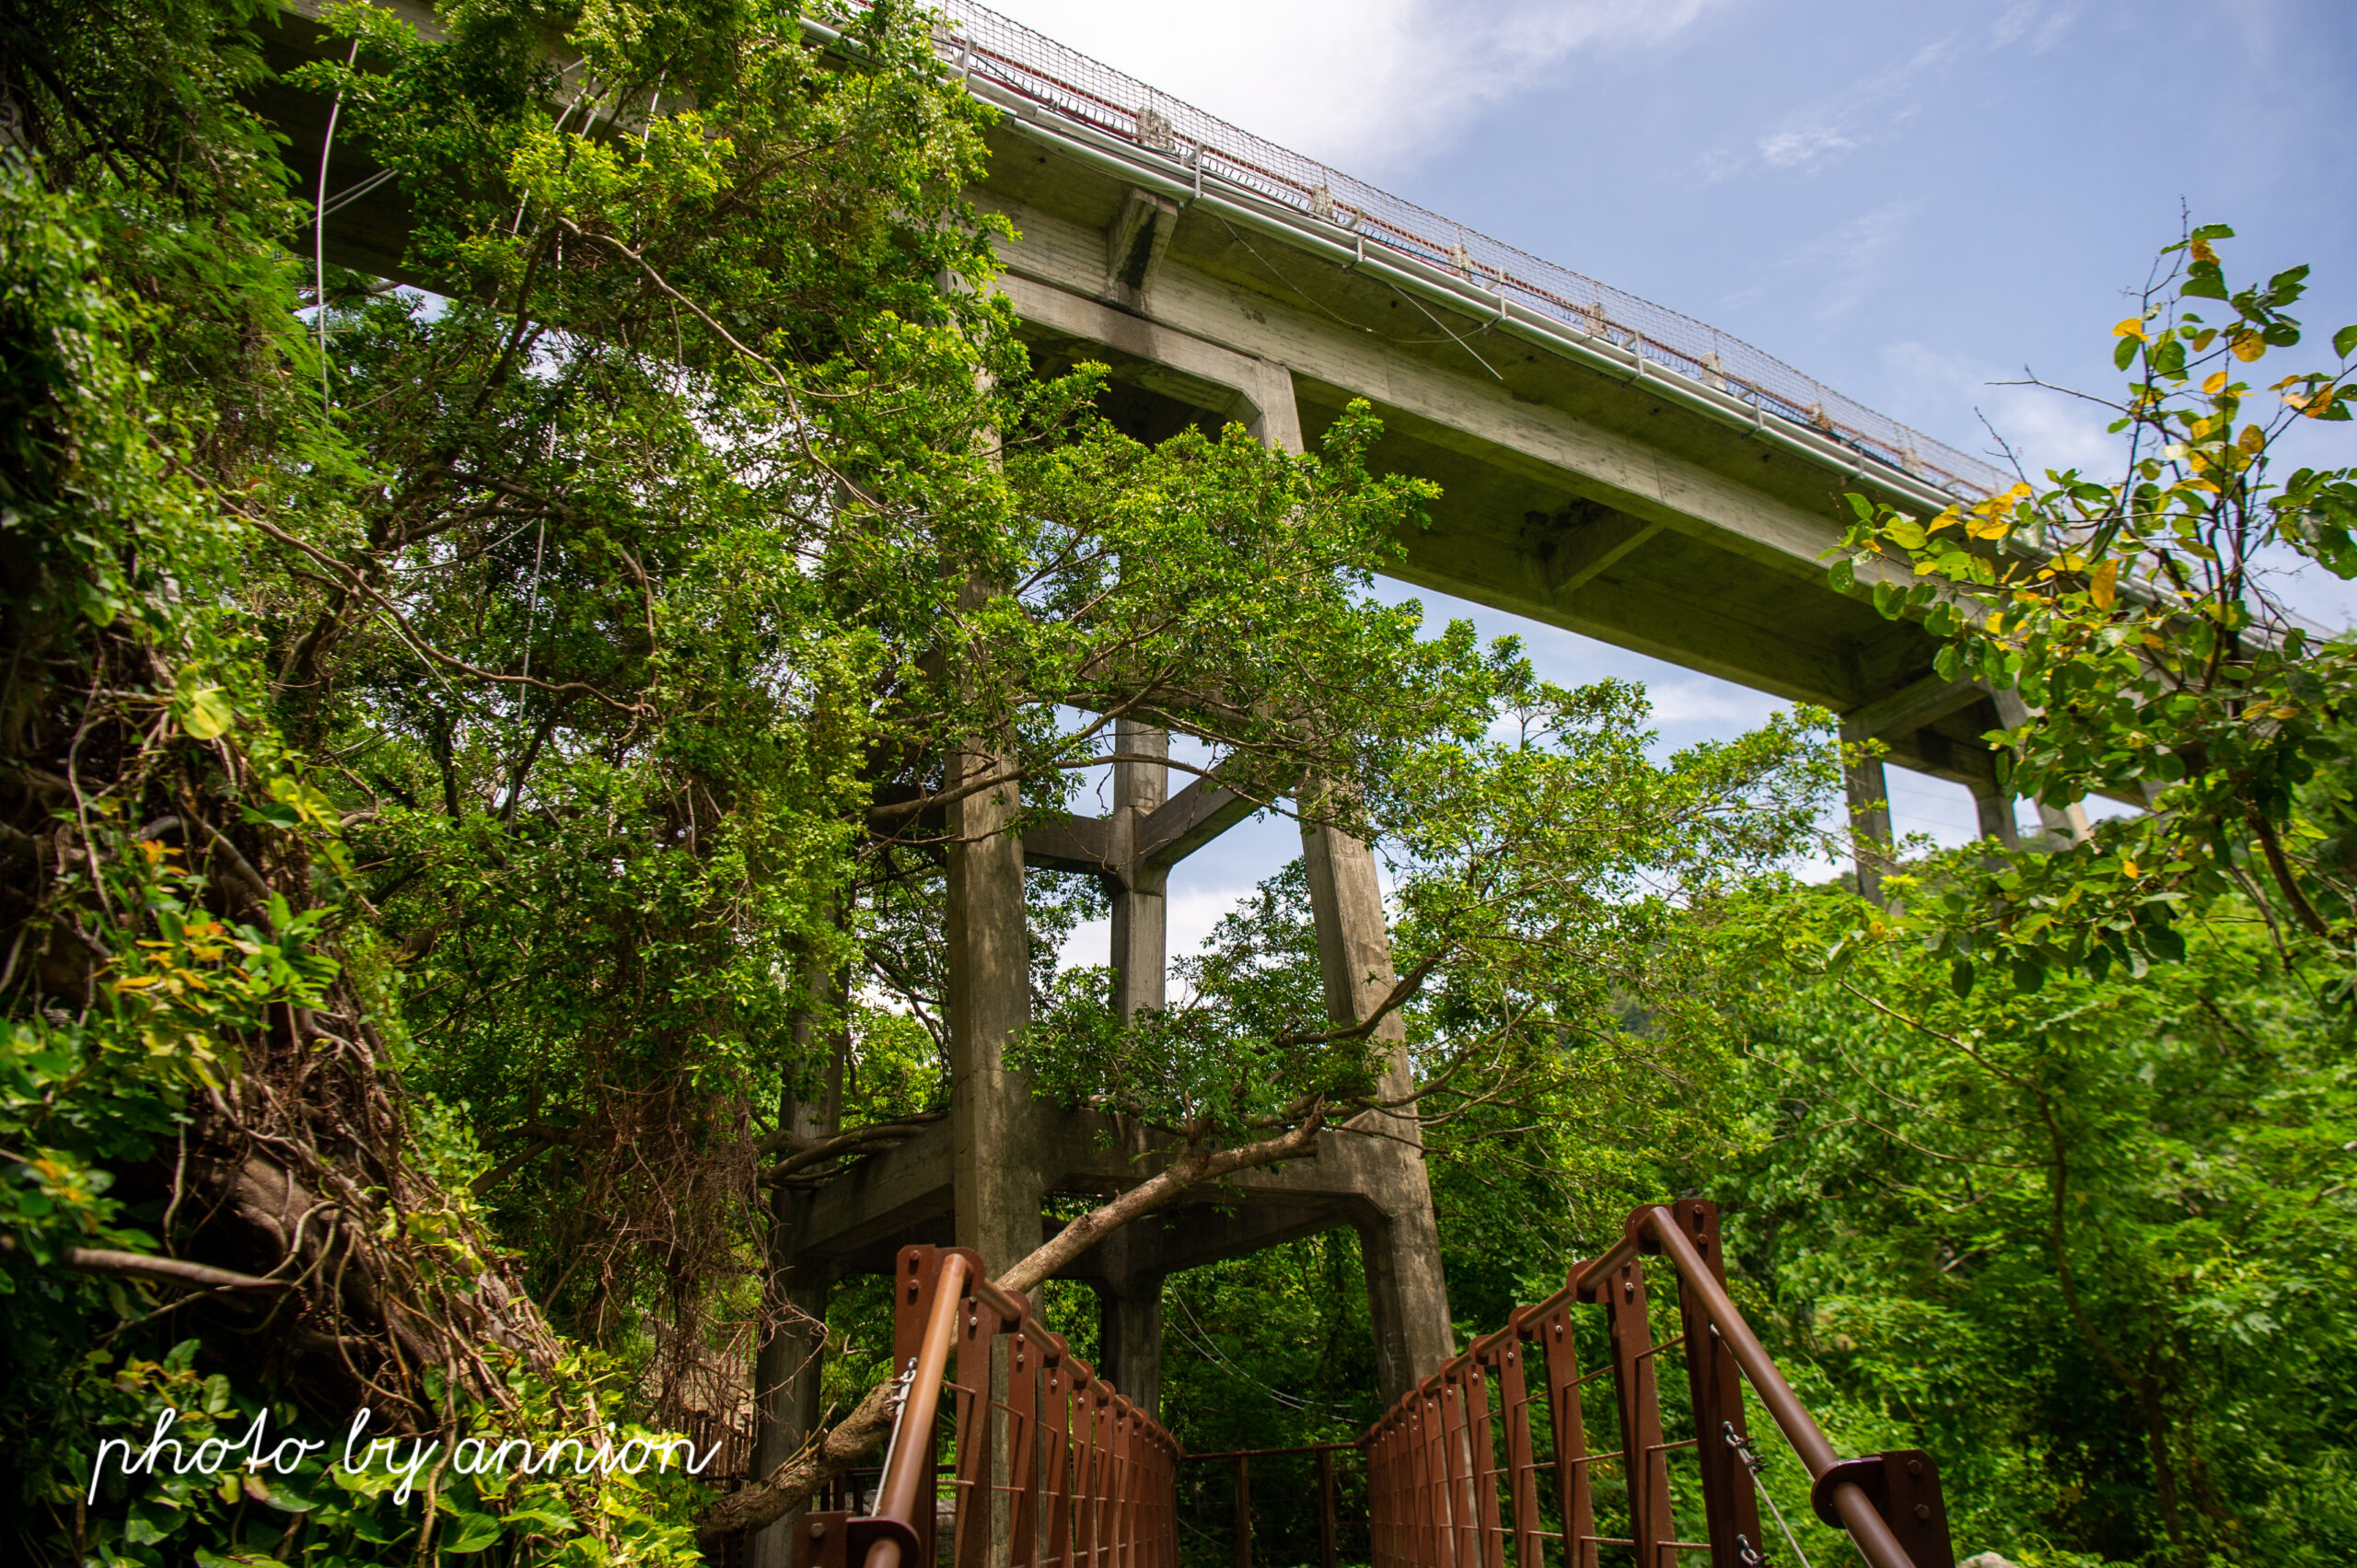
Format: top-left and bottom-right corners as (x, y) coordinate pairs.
(1990, 1), (2039, 47)
(1706, 35), (1961, 180)
(1645, 679), (1782, 727)
(1877, 339), (2119, 479)
(1718, 196), (1924, 324)
(1054, 882), (1259, 978)
(968, 0), (1722, 173)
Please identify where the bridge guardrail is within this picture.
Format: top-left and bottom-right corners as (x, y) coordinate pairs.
(1363, 1201), (1954, 1568)
(800, 1245), (1180, 1568)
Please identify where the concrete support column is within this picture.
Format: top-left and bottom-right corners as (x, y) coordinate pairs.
(1840, 718), (1893, 903)
(1298, 804), (1455, 1408)
(1990, 689), (2093, 847)
(749, 991), (844, 1568)
(946, 734), (1045, 1278)
(1109, 720), (1169, 1020)
(1097, 1278), (1166, 1422)
(1970, 779), (2023, 849)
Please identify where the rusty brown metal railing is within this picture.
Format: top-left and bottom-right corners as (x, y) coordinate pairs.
(798, 1245), (1181, 1568)
(1181, 1442), (1358, 1568)
(1363, 1202), (1955, 1568)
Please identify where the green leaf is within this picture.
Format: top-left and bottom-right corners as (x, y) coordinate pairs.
(2335, 323), (2357, 359)
(2113, 336), (2141, 370)
(2183, 262), (2230, 301)
(177, 686), (236, 740)
(442, 1513), (505, 1554)
(1948, 958), (1976, 998)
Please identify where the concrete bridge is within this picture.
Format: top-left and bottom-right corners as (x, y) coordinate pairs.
(258, 5), (2083, 1557)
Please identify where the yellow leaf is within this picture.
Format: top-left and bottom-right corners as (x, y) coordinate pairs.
(176, 686), (236, 741)
(2089, 558), (2119, 608)
(2202, 371), (2228, 395)
(2112, 318), (2149, 341)
(2121, 858), (2140, 877)
(2238, 424), (2266, 454)
(2190, 237), (2217, 263)
(2230, 330), (2265, 363)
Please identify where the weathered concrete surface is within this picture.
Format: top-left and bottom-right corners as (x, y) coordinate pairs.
(1109, 720), (1170, 1021)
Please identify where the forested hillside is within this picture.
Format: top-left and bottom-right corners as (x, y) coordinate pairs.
(3, 3), (2353, 1566)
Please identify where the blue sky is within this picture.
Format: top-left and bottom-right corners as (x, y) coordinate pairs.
(977, 0), (2357, 964)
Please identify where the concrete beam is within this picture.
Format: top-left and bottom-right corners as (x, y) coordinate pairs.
(1105, 187), (1179, 299)
(1020, 775), (1262, 879)
(1527, 502), (1666, 597)
(993, 271), (1300, 449)
(985, 198), (1887, 589)
(1845, 672), (1989, 741)
(1138, 776), (1260, 870)
(1021, 812), (1111, 876)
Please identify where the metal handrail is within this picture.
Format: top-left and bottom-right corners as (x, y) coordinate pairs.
(862, 1250), (973, 1568)
(835, 0), (2011, 505)
(1631, 1207), (1916, 1568)
(835, 1246), (1185, 1568)
(1359, 1201), (1952, 1568)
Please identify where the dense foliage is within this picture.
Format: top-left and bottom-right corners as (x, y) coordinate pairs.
(4, 1), (2351, 1566)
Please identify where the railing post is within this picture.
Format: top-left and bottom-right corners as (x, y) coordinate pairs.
(895, 1248), (963, 1568)
(1464, 1350), (1506, 1568)
(1075, 1379), (1102, 1568)
(1108, 1396), (1135, 1565)
(1436, 1368), (1468, 1568)
(1531, 1304), (1595, 1568)
(1231, 1453), (1252, 1568)
(1492, 1329), (1542, 1568)
(796, 1511), (854, 1568)
(1367, 1421), (1394, 1568)
(1590, 1250), (1672, 1568)
(1663, 1203), (1764, 1568)
(1412, 1380), (1445, 1568)
(1318, 1446), (1339, 1568)
(953, 1271), (1005, 1568)
(1043, 1354), (1074, 1568)
(1010, 1326), (1043, 1568)
(1092, 1386), (1117, 1568)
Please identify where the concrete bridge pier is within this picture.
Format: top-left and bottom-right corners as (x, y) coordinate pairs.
(1299, 808), (1456, 1401)
(1109, 719), (1170, 1020)
(946, 731), (1050, 1281)
(749, 1012), (844, 1568)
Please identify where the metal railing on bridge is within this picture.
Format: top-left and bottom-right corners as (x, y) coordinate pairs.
(797, 1246), (1178, 1568)
(829, 1210), (1954, 1568)
(874, 1), (2011, 505)
(1360, 1202), (1952, 1568)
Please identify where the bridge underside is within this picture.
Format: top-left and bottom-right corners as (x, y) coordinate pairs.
(248, 15), (2124, 1563)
